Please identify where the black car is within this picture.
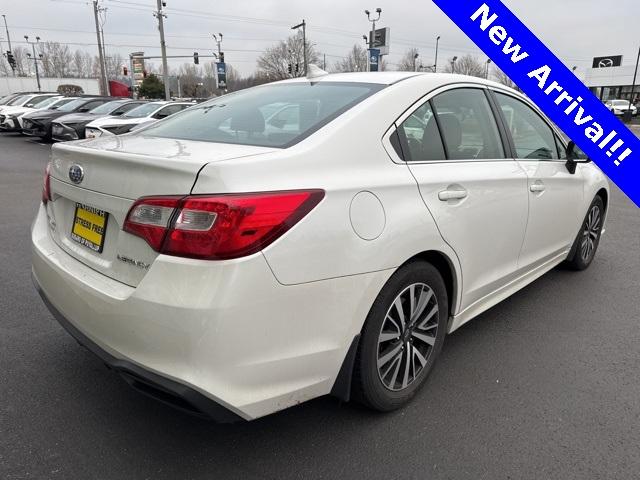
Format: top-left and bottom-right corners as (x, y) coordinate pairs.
(51, 99), (147, 141)
(21, 96), (120, 140)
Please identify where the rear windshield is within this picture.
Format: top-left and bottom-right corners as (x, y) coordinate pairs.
(141, 82), (385, 148)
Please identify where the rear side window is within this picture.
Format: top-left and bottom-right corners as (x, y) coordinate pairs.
(495, 92), (558, 160)
(397, 101), (445, 161)
(141, 82), (385, 148)
(112, 102), (142, 115)
(431, 88), (505, 160)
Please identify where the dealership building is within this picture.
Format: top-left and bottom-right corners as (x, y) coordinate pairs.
(583, 55), (639, 103)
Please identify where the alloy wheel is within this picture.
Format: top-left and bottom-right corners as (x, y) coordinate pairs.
(580, 205), (601, 262)
(376, 283), (439, 391)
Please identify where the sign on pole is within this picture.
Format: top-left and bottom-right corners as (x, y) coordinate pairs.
(368, 48), (380, 72)
(368, 27), (390, 55)
(216, 62), (227, 89)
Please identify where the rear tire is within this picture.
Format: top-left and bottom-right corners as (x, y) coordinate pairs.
(566, 196), (604, 270)
(352, 261), (448, 412)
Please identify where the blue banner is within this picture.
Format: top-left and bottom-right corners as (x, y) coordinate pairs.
(432, 0), (640, 207)
(369, 48), (380, 72)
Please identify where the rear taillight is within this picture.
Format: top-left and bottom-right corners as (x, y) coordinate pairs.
(123, 190), (325, 260)
(42, 163), (51, 204)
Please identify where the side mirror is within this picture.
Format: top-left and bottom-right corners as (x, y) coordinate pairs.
(153, 112), (167, 119)
(565, 141), (591, 174)
(112, 111), (124, 116)
(78, 107), (90, 113)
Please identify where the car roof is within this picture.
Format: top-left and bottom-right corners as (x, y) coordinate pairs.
(277, 71), (518, 92)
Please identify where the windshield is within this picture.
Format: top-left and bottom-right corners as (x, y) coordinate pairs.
(49, 97), (76, 109)
(612, 100), (630, 106)
(32, 96), (60, 109)
(57, 99), (88, 112)
(90, 100), (126, 115)
(141, 82), (385, 148)
(124, 102), (163, 118)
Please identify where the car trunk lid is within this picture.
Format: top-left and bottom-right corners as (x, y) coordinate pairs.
(47, 135), (276, 286)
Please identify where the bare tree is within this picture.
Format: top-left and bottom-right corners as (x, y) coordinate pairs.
(443, 54), (485, 77)
(257, 32), (319, 80)
(492, 66), (517, 89)
(72, 50), (93, 78)
(12, 46), (30, 77)
(333, 44), (367, 73)
(38, 42), (73, 77)
(396, 48), (420, 72)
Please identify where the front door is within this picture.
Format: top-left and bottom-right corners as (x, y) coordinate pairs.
(492, 91), (585, 269)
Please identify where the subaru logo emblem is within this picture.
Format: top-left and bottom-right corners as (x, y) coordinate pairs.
(68, 164), (84, 184)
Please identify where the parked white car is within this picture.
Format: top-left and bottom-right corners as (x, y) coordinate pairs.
(0, 93), (58, 114)
(604, 99), (637, 116)
(32, 71), (609, 422)
(0, 96), (76, 131)
(84, 101), (193, 138)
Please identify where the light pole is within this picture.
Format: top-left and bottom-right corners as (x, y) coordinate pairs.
(153, 0), (171, 101)
(212, 33), (223, 58)
(2, 14), (15, 76)
(628, 46), (639, 110)
(434, 35), (440, 73)
(413, 52), (419, 72)
(291, 20), (306, 76)
(365, 8), (382, 71)
(451, 56), (457, 74)
(24, 35), (42, 91)
(485, 58), (492, 79)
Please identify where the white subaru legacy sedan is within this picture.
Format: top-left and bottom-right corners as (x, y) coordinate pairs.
(32, 70), (609, 421)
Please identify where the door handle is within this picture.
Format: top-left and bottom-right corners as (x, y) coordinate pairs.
(530, 181), (546, 193)
(438, 188), (468, 201)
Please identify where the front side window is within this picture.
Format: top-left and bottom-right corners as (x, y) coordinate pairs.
(89, 100), (127, 115)
(397, 101), (445, 161)
(495, 92), (558, 160)
(141, 82), (384, 148)
(431, 88), (505, 160)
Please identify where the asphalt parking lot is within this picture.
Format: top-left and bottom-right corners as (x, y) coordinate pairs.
(1, 132), (639, 480)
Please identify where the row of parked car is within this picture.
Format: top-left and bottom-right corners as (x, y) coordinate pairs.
(0, 91), (194, 142)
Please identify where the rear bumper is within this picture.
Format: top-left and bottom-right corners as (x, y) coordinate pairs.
(34, 278), (244, 422)
(31, 203), (390, 419)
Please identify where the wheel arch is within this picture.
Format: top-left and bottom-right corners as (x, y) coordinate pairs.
(596, 187), (608, 214)
(400, 250), (458, 320)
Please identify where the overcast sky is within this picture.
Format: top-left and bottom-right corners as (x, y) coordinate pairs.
(1, 0), (638, 77)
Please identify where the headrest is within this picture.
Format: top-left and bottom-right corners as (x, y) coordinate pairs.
(230, 107), (265, 133)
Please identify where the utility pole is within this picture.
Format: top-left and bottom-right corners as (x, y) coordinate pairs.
(451, 56), (457, 74)
(434, 35), (440, 73)
(629, 46), (640, 112)
(24, 35), (42, 91)
(413, 52), (419, 72)
(291, 20), (306, 76)
(92, 1), (108, 95)
(154, 0), (171, 100)
(2, 14), (15, 76)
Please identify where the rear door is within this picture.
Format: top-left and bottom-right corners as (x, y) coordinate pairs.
(397, 86), (529, 310)
(491, 90), (584, 269)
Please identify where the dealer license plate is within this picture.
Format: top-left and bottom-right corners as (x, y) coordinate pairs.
(70, 203), (108, 253)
